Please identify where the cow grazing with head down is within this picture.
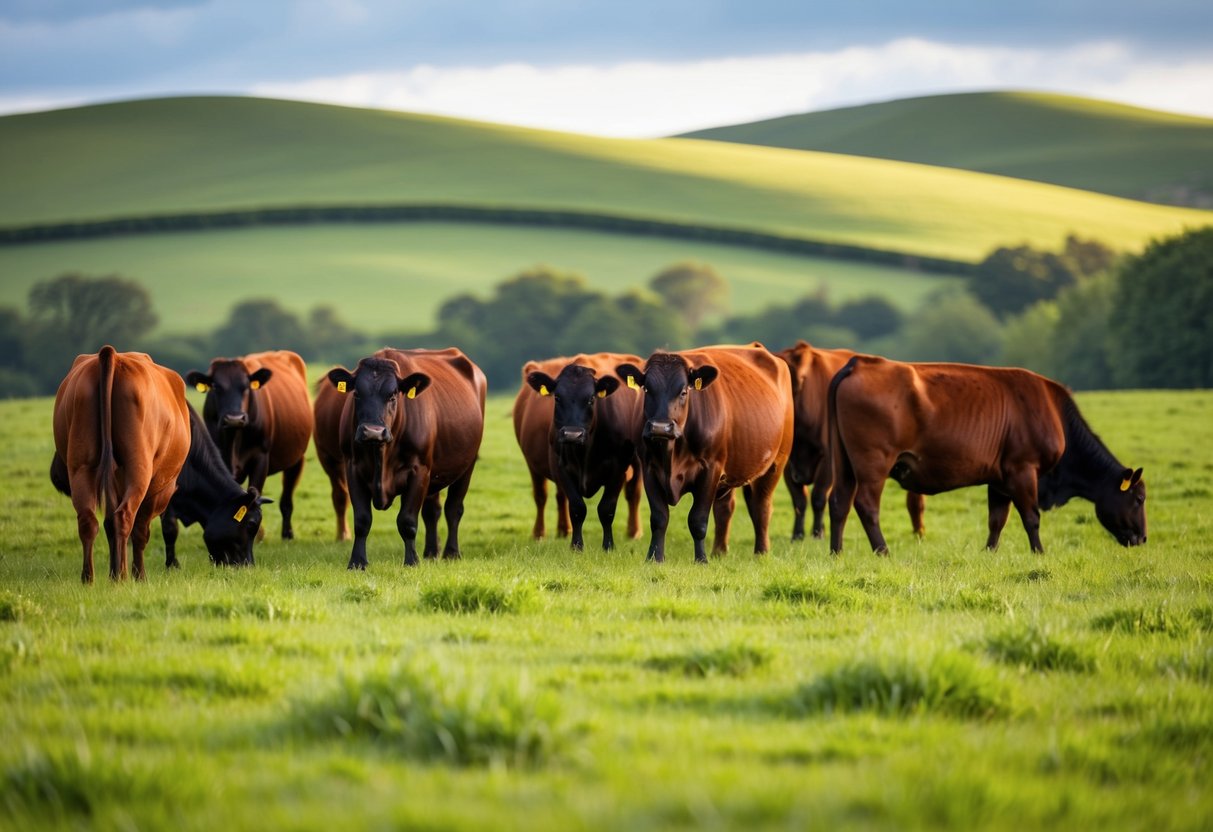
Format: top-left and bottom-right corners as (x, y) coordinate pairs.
(828, 355), (1147, 555)
(515, 353), (645, 551)
(185, 350), (313, 540)
(616, 343), (794, 563)
(778, 340), (926, 541)
(327, 347), (486, 569)
(50, 347), (267, 582)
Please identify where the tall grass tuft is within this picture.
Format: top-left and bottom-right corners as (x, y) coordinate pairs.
(791, 652), (1011, 719)
(1091, 605), (1192, 636)
(290, 655), (578, 767)
(419, 581), (531, 614)
(644, 644), (770, 678)
(0, 592), (40, 622)
(761, 577), (862, 609)
(982, 623), (1096, 672)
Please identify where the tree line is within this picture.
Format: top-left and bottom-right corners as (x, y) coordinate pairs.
(1, 226), (1208, 397)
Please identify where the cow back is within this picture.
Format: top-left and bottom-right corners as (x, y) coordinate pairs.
(240, 350), (314, 472)
(778, 340), (856, 452)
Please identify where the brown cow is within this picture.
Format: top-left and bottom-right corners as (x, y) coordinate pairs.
(828, 355), (1147, 555)
(327, 348), (486, 569)
(186, 350), (313, 539)
(514, 353), (644, 551)
(313, 376), (351, 541)
(616, 343), (794, 563)
(778, 340), (925, 541)
(51, 347), (267, 582)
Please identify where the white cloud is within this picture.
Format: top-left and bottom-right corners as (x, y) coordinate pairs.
(248, 38), (1213, 136)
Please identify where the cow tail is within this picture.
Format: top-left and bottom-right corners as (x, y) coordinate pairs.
(96, 345), (118, 517)
(827, 355), (860, 496)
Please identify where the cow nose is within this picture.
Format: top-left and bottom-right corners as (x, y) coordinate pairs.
(645, 420), (679, 440)
(355, 424), (391, 443)
(557, 426), (587, 444)
(222, 413), (249, 428)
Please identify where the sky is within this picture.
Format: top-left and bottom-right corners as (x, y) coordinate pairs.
(2, 0), (1212, 137)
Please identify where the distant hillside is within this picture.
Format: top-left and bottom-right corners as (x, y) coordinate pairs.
(0, 96), (1209, 264)
(680, 91), (1213, 207)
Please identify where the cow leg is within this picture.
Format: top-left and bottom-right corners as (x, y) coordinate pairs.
(1007, 472), (1045, 553)
(597, 472), (628, 552)
(853, 477), (889, 556)
(785, 469), (808, 541)
(70, 480), (100, 584)
(555, 487), (571, 538)
(808, 458), (832, 540)
(906, 492), (927, 539)
(624, 463), (643, 540)
(109, 497), (141, 581)
(643, 469), (670, 563)
(347, 465), (373, 570)
(278, 457), (304, 540)
(528, 467), (548, 539)
(131, 504), (159, 582)
(985, 487), (1013, 550)
(712, 488), (735, 555)
(397, 475), (430, 566)
(441, 466), (475, 560)
(688, 480), (717, 564)
(566, 482), (588, 552)
(161, 505), (180, 569)
(420, 493), (442, 559)
(828, 442), (859, 555)
(746, 463), (783, 555)
(329, 470), (350, 542)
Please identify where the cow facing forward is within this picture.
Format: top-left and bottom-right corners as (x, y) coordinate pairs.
(327, 348), (486, 569)
(616, 344), (794, 563)
(828, 355), (1146, 555)
(778, 340), (926, 541)
(186, 350), (313, 540)
(516, 354), (644, 551)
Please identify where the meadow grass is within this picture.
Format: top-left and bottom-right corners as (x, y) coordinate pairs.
(0, 389), (1210, 830)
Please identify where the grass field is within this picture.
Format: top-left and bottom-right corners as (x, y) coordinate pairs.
(681, 91), (1213, 205)
(0, 223), (958, 335)
(1, 387), (1210, 830)
(2, 96), (1209, 263)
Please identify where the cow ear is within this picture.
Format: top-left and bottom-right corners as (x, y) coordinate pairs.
(1130, 467), (1144, 487)
(328, 368), (355, 393)
(526, 372), (556, 396)
(249, 368), (273, 390)
(1119, 467), (1135, 491)
(400, 372), (431, 400)
(616, 363), (645, 391)
(185, 371), (212, 393)
(689, 365), (718, 391)
(596, 376), (620, 399)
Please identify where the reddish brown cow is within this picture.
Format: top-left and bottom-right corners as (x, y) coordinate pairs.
(828, 355), (1147, 555)
(186, 350), (313, 539)
(312, 377), (350, 541)
(616, 344), (794, 563)
(327, 348), (486, 569)
(778, 340), (925, 541)
(514, 353), (644, 551)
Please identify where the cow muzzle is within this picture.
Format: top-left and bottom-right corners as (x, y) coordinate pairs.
(644, 420), (680, 441)
(556, 426), (587, 445)
(355, 424), (392, 444)
(222, 412), (249, 428)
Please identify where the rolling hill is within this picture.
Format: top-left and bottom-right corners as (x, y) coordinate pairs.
(1, 96), (1209, 264)
(679, 91), (1213, 207)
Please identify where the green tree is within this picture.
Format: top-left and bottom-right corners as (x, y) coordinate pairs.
(833, 296), (904, 340)
(1109, 227), (1213, 388)
(211, 299), (309, 356)
(648, 261), (730, 334)
(1050, 274), (1117, 389)
(897, 289), (1003, 364)
(969, 244), (1081, 319)
(1000, 301), (1060, 378)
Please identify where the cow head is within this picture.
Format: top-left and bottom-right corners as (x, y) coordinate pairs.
(1095, 467), (1147, 546)
(203, 488), (272, 565)
(528, 364), (619, 446)
(186, 360), (273, 431)
(617, 354), (717, 442)
(328, 358), (430, 445)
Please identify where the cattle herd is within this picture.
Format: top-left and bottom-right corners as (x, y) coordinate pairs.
(49, 339), (1148, 583)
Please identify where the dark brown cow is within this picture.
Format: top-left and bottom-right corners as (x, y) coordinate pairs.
(778, 340), (925, 541)
(50, 349), (268, 584)
(327, 348), (486, 569)
(312, 376), (350, 541)
(828, 355), (1147, 555)
(616, 343), (794, 563)
(186, 350), (313, 539)
(514, 353), (644, 551)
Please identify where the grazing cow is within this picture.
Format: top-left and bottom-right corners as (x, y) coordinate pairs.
(616, 343), (794, 563)
(312, 375), (351, 541)
(186, 350), (313, 540)
(827, 355), (1147, 555)
(159, 404), (273, 567)
(515, 353), (645, 551)
(778, 340), (926, 541)
(327, 348), (486, 569)
(49, 347), (260, 582)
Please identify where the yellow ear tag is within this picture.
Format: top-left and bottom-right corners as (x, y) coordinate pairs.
(233, 505), (248, 522)
(694, 378), (703, 391)
(337, 381), (347, 393)
(1120, 478), (1132, 492)
(250, 380), (260, 390)
(539, 385), (549, 397)
(597, 389), (606, 398)
(195, 382), (209, 393)
(627, 375), (638, 390)
(407, 387), (417, 399)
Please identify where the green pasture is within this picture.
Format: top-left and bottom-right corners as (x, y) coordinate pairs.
(682, 91), (1213, 204)
(1, 388), (1210, 830)
(2, 96), (1210, 262)
(0, 223), (957, 335)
